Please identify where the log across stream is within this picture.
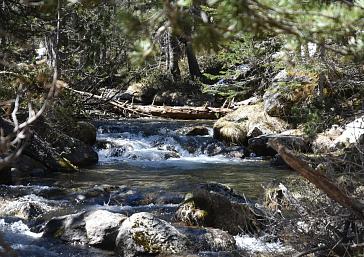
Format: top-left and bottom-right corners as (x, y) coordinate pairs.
(63, 84), (233, 119)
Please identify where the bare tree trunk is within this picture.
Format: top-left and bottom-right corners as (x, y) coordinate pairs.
(185, 42), (202, 79)
(317, 43), (326, 102)
(268, 139), (364, 219)
(167, 29), (181, 80)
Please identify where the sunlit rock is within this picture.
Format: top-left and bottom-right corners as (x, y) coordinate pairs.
(115, 212), (189, 257)
(213, 103), (289, 145)
(43, 209), (126, 249)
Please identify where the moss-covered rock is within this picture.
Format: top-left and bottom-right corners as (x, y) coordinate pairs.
(213, 103), (289, 145)
(175, 183), (265, 235)
(115, 212), (189, 257)
(263, 69), (317, 118)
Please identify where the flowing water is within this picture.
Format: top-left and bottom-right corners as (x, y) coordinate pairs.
(0, 119), (292, 256)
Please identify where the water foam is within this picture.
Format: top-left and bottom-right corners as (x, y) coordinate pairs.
(235, 234), (292, 254)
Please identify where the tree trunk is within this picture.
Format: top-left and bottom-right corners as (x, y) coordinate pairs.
(167, 30), (181, 80)
(317, 43), (326, 102)
(185, 42), (202, 79)
(268, 139), (364, 219)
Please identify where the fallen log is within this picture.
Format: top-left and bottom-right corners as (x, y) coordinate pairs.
(132, 105), (231, 120)
(268, 139), (364, 219)
(63, 85), (232, 119)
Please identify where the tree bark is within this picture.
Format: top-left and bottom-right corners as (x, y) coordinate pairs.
(167, 30), (181, 80)
(268, 139), (364, 219)
(185, 42), (202, 79)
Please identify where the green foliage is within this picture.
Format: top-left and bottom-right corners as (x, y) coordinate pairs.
(142, 69), (202, 94)
(45, 91), (81, 130)
(290, 104), (331, 139)
(0, 85), (15, 102)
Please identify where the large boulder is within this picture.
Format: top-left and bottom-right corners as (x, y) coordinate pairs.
(85, 210), (127, 248)
(115, 212), (189, 257)
(1, 116), (77, 173)
(332, 116), (364, 148)
(0, 116), (98, 174)
(23, 133), (79, 173)
(213, 103), (289, 145)
(30, 117), (98, 167)
(312, 125), (344, 153)
(43, 209), (126, 249)
(175, 183), (264, 235)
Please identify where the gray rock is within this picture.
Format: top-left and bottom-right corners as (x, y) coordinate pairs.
(115, 212), (189, 257)
(43, 211), (88, 243)
(85, 210), (126, 248)
(30, 117), (98, 168)
(179, 226), (237, 252)
(331, 116), (364, 149)
(213, 104), (289, 145)
(43, 209), (126, 249)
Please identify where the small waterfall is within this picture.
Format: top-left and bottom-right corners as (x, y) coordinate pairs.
(95, 119), (246, 164)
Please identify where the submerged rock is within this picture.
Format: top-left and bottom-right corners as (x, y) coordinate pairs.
(43, 209), (126, 249)
(175, 183), (264, 235)
(0, 194), (59, 220)
(186, 126), (210, 136)
(115, 212), (189, 257)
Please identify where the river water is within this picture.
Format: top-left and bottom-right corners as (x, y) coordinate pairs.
(0, 119), (291, 256)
